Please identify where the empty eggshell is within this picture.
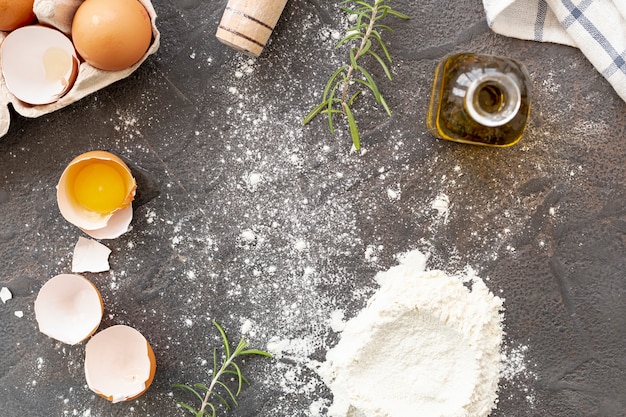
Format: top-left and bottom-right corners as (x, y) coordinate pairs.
(34, 274), (104, 345)
(0, 25), (79, 105)
(57, 150), (137, 239)
(85, 325), (156, 403)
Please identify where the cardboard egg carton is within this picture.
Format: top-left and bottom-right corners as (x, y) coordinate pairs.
(0, 0), (160, 137)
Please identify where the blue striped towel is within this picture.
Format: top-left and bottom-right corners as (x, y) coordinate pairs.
(483, 0), (626, 102)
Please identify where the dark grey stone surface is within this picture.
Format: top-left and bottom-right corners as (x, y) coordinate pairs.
(1, 1), (625, 416)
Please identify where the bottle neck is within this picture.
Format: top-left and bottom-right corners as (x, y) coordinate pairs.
(464, 72), (521, 127)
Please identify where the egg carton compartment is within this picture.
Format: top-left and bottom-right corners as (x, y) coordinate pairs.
(0, 0), (160, 138)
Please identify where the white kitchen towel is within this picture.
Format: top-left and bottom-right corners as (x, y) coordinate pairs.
(483, 0), (626, 102)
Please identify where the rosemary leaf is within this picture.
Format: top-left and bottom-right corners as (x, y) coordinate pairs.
(384, 8), (411, 19)
(357, 39), (372, 57)
(231, 361), (244, 394)
(347, 23), (369, 32)
(369, 30), (391, 62)
(303, 101), (327, 124)
(367, 50), (392, 79)
(212, 392), (231, 409)
(176, 401), (199, 414)
(349, 48), (358, 68)
(215, 380), (238, 406)
(374, 23), (394, 32)
(215, 321), (230, 359)
(323, 65), (348, 101)
(348, 91), (362, 106)
(173, 384), (205, 402)
(354, 0), (374, 10)
(194, 383), (211, 393)
(337, 32), (363, 47)
(240, 349), (273, 356)
(380, 94), (392, 116)
(343, 102), (361, 150)
(355, 65), (382, 102)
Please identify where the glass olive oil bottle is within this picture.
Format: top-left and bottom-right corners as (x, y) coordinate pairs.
(427, 53), (531, 147)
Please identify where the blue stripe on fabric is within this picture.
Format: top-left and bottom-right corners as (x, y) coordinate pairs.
(604, 50), (626, 78)
(535, 0), (549, 41)
(561, 0), (594, 28)
(560, 0), (626, 77)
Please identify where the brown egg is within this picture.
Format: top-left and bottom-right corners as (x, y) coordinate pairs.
(71, 0), (152, 71)
(0, 0), (36, 32)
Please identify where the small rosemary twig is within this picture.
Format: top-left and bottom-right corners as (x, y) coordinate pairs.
(303, 0), (409, 151)
(173, 321), (272, 417)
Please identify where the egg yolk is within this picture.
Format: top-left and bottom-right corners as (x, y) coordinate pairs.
(73, 162), (127, 214)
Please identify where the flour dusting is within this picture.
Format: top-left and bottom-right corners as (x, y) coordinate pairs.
(317, 250), (504, 417)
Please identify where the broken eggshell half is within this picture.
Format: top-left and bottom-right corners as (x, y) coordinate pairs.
(57, 150), (136, 239)
(85, 324), (157, 403)
(0, 25), (79, 105)
(34, 273), (104, 345)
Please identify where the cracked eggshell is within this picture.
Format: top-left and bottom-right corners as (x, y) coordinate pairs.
(0, 25), (79, 105)
(34, 274), (104, 345)
(0, 0), (159, 137)
(57, 150), (136, 239)
(85, 325), (156, 403)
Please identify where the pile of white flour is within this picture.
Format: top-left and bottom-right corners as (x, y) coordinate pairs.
(317, 250), (505, 417)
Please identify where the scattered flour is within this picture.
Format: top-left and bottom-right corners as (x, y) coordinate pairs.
(317, 250), (505, 417)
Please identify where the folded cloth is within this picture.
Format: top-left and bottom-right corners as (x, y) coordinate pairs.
(483, 0), (626, 102)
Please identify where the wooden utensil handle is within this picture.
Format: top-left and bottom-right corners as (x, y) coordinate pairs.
(216, 0), (289, 57)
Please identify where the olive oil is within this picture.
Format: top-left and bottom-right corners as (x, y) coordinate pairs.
(427, 53), (531, 147)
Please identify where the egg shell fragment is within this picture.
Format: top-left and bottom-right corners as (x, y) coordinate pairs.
(0, 286), (12, 303)
(72, 236), (111, 273)
(0, 25), (79, 105)
(85, 325), (157, 403)
(80, 204), (133, 240)
(34, 274), (104, 345)
(57, 150), (136, 239)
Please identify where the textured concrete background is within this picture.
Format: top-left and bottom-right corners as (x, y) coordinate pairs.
(1, 0), (625, 416)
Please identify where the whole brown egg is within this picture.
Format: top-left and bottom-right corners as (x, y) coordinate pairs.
(0, 0), (36, 31)
(71, 0), (152, 71)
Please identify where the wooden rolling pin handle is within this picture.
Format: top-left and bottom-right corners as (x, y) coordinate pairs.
(216, 0), (289, 57)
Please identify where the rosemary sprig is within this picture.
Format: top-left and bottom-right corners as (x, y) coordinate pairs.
(303, 0), (409, 151)
(173, 321), (272, 417)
